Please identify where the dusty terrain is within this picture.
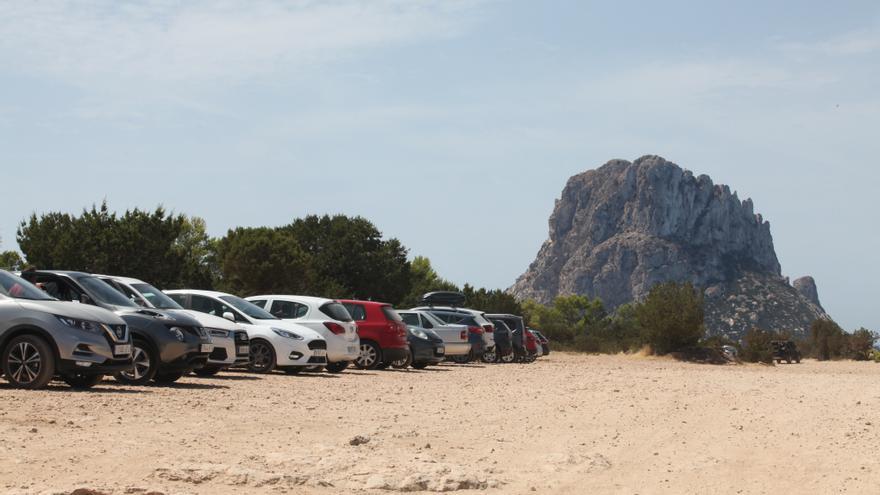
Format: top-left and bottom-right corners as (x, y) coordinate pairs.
(1, 353), (879, 495)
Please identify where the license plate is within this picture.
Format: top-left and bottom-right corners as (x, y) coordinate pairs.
(238, 345), (249, 354)
(437, 346), (445, 354)
(200, 344), (214, 353)
(313, 349), (327, 357)
(348, 346), (358, 353)
(114, 344), (131, 355)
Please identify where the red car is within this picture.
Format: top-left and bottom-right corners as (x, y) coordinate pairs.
(339, 300), (408, 370)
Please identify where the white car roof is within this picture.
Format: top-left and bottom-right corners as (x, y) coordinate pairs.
(247, 294), (334, 307)
(164, 289), (234, 298)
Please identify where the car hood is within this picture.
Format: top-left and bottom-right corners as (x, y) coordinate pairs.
(167, 309), (241, 331)
(16, 299), (126, 325)
(117, 307), (202, 327)
(251, 319), (324, 340)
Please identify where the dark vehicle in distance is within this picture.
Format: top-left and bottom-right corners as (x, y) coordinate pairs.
(487, 317), (514, 363)
(530, 329), (550, 356)
(22, 271), (213, 385)
(771, 340), (801, 364)
(486, 314), (532, 363)
(392, 326), (446, 369)
(0, 270), (133, 389)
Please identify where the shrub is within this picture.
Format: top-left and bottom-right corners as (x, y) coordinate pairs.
(741, 328), (777, 364)
(636, 282), (705, 355)
(810, 318), (846, 360)
(847, 327), (876, 361)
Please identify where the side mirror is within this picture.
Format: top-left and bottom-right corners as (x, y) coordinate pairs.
(79, 293), (93, 305)
(222, 311), (236, 322)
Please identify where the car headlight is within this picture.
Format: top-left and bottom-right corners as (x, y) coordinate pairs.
(272, 328), (303, 340)
(56, 315), (104, 335)
(168, 326), (185, 342)
(411, 328), (429, 340)
(208, 328), (230, 338)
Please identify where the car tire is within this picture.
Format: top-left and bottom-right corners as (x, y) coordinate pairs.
(375, 361), (390, 370)
(153, 372), (184, 384)
(355, 341), (381, 370)
(2, 334), (56, 389)
(194, 365), (223, 377)
(391, 350), (411, 369)
(248, 339), (276, 374)
(325, 361), (349, 373)
(63, 373), (103, 389)
(480, 350), (496, 363)
(114, 338), (157, 385)
(411, 362), (429, 370)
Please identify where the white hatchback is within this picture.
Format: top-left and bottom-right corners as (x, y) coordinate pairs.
(165, 290), (327, 374)
(246, 295), (360, 373)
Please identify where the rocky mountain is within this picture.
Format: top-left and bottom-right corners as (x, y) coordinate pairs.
(510, 155), (826, 340)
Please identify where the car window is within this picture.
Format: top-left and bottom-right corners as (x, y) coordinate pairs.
(0, 271), (55, 301)
(400, 313), (420, 326)
(271, 300), (308, 319)
(191, 294), (239, 320)
(249, 299), (267, 308)
(319, 302), (353, 322)
(419, 315), (434, 329)
(430, 312), (457, 323)
(381, 306), (403, 322)
(78, 276), (138, 307)
(109, 280), (149, 307)
(343, 303), (367, 321)
(219, 295), (277, 320)
(167, 293), (187, 306)
(131, 283), (183, 310)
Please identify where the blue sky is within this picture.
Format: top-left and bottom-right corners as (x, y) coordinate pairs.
(1, 1), (877, 330)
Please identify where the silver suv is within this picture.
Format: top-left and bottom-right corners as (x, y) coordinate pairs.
(0, 270), (133, 389)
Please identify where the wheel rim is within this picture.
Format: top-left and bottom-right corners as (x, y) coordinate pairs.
(501, 352), (514, 363)
(359, 344), (377, 367)
(8, 341), (42, 384)
(483, 351), (496, 362)
(250, 342), (273, 371)
(121, 345), (150, 380)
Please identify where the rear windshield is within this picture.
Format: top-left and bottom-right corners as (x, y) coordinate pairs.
(342, 303), (367, 321)
(219, 295), (277, 320)
(0, 271), (54, 301)
(381, 305), (403, 322)
(319, 302), (353, 322)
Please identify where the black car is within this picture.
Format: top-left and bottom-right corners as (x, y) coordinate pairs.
(486, 314), (528, 361)
(771, 340), (801, 364)
(392, 325), (446, 369)
(487, 318), (514, 362)
(22, 271), (213, 384)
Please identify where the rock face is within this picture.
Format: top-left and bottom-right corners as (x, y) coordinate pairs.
(792, 276), (823, 311)
(510, 155), (826, 339)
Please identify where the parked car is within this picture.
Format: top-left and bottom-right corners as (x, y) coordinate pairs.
(245, 295), (359, 373)
(391, 325), (446, 369)
(487, 317), (515, 363)
(22, 270), (212, 385)
(524, 329), (539, 362)
(339, 299), (408, 370)
(412, 292), (495, 361)
(771, 340), (801, 364)
(166, 290), (327, 374)
(530, 329), (550, 356)
(0, 270), (133, 389)
(398, 310), (470, 357)
(99, 275), (250, 376)
(486, 314), (529, 362)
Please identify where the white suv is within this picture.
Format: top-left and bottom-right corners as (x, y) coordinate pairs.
(397, 310), (470, 357)
(246, 295), (360, 373)
(98, 276), (250, 376)
(165, 290), (327, 374)
(411, 305), (496, 358)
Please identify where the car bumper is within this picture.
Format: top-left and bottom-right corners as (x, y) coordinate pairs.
(207, 337), (237, 366)
(327, 337), (360, 363)
(411, 339), (446, 364)
(274, 338), (328, 367)
(381, 347), (409, 363)
(57, 357), (135, 375)
(442, 342), (471, 356)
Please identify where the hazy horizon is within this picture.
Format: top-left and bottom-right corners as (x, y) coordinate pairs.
(1, 1), (877, 331)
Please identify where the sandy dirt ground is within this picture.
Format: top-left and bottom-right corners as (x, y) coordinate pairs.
(1, 353), (879, 495)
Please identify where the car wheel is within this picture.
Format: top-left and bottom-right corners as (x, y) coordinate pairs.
(114, 339), (156, 385)
(2, 335), (55, 389)
(62, 373), (103, 389)
(500, 351), (515, 363)
(411, 361), (429, 370)
(481, 350), (496, 363)
(153, 372), (184, 384)
(194, 365), (223, 377)
(355, 342), (381, 370)
(248, 340), (276, 374)
(391, 350), (412, 369)
(325, 361), (349, 373)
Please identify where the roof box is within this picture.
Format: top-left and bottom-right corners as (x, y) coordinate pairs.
(420, 291), (466, 307)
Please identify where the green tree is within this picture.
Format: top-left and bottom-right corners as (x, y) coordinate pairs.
(522, 294), (606, 346)
(0, 236), (23, 270)
(399, 256), (459, 308)
(741, 327), (777, 364)
(636, 281), (705, 355)
(810, 318), (846, 361)
(847, 327), (876, 361)
(461, 284), (523, 315)
(215, 227), (314, 297)
(282, 214), (411, 303)
(172, 216), (217, 289)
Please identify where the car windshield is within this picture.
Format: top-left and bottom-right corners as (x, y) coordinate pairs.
(320, 302), (353, 322)
(79, 276), (138, 307)
(381, 305), (403, 322)
(0, 271), (55, 301)
(420, 311), (447, 327)
(132, 283), (183, 310)
(219, 295), (277, 320)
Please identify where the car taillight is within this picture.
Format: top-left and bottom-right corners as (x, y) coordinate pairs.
(483, 324), (494, 333)
(468, 326), (483, 335)
(324, 322), (345, 335)
(460, 330), (467, 340)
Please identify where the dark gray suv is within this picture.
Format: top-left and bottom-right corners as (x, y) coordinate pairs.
(0, 270), (133, 389)
(22, 270), (213, 385)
